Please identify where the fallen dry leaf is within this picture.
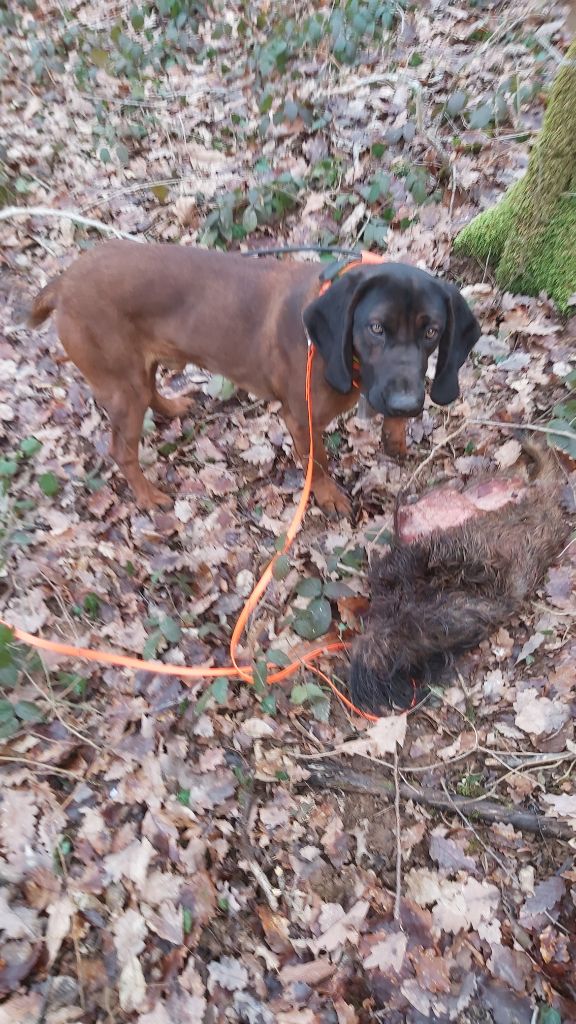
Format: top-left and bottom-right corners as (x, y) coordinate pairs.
(514, 688), (569, 736)
(46, 896), (74, 965)
(207, 956), (248, 993)
(494, 438), (522, 469)
(339, 715), (407, 758)
(310, 900), (370, 955)
(118, 956), (147, 1013)
(363, 931), (407, 973)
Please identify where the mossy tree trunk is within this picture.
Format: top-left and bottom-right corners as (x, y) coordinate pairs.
(454, 39), (576, 313)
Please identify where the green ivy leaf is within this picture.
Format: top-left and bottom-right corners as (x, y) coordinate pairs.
(0, 697), (20, 737)
(468, 102), (493, 129)
(253, 660), (267, 694)
(90, 47), (109, 68)
(267, 649), (291, 667)
(538, 1008), (561, 1024)
(19, 437), (42, 457)
(83, 593), (101, 619)
(116, 143), (130, 166)
(0, 459), (18, 477)
(14, 700), (44, 723)
(38, 472), (60, 497)
(410, 178), (427, 205)
(0, 715), (20, 739)
(311, 696), (331, 722)
(552, 400), (576, 424)
(293, 597), (332, 640)
(290, 682), (325, 705)
(0, 661), (19, 687)
(546, 420), (576, 459)
(296, 577), (323, 599)
(340, 545), (366, 570)
(261, 692), (276, 716)
(206, 375), (237, 401)
(0, 644), (14, 669)
(0, 623), (14, 647)
(283, 99), (298, 121)
(143, 628), (162, 661)
(446, 90), (467, 116)
(160, 616), (182, 644)
(272, 555), (291, 581)
(211, 677), (229, 704)
(323, 581), (353, 599)
(242, 206), (258, 233)
(0, 699), (16, 723)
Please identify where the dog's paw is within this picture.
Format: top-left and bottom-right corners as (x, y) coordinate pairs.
(313, 480), (352, 519)
(135, 482), (173, 510)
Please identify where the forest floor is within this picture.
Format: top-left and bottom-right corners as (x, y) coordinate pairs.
(0, 1), (575, 1022)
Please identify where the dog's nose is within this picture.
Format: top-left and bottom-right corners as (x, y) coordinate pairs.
(385, 392), (423, 417)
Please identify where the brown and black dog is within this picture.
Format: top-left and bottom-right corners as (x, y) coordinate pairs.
(29, 242), (480, 515)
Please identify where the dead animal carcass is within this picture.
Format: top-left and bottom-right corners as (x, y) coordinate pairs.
(350, 444), (569, 712)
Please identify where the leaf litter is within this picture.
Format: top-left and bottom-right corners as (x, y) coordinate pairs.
(0, 1), (576, 1021)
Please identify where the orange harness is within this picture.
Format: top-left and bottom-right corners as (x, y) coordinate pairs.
(1, 252), (388, 723)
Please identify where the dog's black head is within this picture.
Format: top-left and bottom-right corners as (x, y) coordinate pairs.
(302, 263), (480, 417)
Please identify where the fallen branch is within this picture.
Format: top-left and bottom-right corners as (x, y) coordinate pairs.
(301, 760), (574, 840)
(0, 205), (140, 242)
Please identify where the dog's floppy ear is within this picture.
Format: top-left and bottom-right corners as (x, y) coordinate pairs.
(430, 283), (481, 406)
(302, 271), (364, 393)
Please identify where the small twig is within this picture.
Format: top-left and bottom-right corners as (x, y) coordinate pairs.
(301, 760), (574, 840)
(448, 164), (458, 223)
(0, 754), (83, 780)
(467, 418), (576, 441)
(240, 857), (280, 911)
(393, 748), (402, 922)
(0, 206), (141, 242)
(403, 423), (467, 491)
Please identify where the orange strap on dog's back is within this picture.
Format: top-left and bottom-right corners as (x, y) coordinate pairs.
(318, 248), (387, 296)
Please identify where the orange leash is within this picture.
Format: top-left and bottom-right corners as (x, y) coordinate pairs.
(1, 253), (388, 723)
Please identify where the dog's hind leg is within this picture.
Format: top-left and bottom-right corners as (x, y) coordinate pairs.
(102, 384), (172, 509)
(56, 314), (172, 509)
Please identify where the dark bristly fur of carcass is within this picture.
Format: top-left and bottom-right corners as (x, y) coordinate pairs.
(350, 444), (569, 712)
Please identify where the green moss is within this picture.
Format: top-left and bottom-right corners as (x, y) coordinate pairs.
(453, 179), (521, 265)
(497, 193), (576, 313)
(455, 39), (576, 314)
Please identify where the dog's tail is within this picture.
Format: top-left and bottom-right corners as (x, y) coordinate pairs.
(28, 277), (60, 328)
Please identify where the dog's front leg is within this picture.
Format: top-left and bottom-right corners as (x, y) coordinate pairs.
(283, 410), (352, 519)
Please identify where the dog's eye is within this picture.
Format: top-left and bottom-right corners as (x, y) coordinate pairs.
(425, 326), (439, 340)
(369, 321), (384, 335)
